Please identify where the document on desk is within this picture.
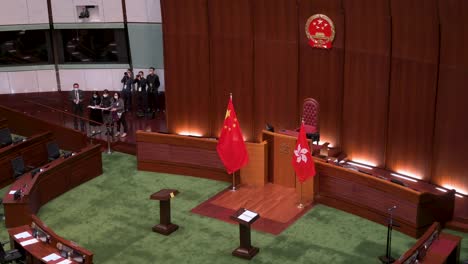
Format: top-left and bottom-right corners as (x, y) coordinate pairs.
(57, 259), (72, 264)
(9, 190), (16, 195)
(14, 231), (31, 239)
(238, 209), (258, 222)
(20, 238), (39, 246)
(42, 253), (61, 262)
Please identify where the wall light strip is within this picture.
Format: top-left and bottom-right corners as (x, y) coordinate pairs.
(455, 194), (464, 198)
(442, 184), (468, 196)
(347, 161), (373, 170)
(390, 173), (418, 183)
(435, 187), (447, 193)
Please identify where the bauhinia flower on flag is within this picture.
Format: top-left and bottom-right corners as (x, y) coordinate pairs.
(216, 95), (249, 174)
(292, 122), (316, 183)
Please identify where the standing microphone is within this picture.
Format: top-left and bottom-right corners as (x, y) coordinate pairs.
(388, 205), (397, 212)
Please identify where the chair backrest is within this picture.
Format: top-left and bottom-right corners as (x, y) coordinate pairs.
(0, 242), (6, 260)
(302, 98), (319, 129)
(0, 128), (12, 147)
(47, 142), (60, 161)
(11, 156), (25, 178)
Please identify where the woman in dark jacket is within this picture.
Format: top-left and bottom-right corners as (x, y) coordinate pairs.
(100, 89), (113, 135)
(88, 91), (102, 134)
(111, 92), (128, 138)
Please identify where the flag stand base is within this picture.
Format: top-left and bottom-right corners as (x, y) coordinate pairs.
(230, 172), (237, 191)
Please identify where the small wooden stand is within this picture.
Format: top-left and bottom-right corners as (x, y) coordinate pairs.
(230, 208), (260, 260)
(150, 189), (179, 236)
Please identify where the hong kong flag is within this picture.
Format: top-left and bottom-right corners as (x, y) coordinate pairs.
(292, 122), (316, 182)
(216, 96), (249, 174)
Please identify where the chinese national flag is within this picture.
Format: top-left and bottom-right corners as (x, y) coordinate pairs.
(292, 122), (316, 183)
(216, 96), (249, 174)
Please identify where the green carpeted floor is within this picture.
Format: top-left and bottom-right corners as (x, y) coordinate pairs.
(0, 152), (466, 263)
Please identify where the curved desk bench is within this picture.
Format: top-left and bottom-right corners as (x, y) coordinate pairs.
(0, 131), (54, 188)
(395, 222), (461, 264)
(3, 144), (102, 228)
(262, 130), (455, 238)
(8, 215), (93, 264)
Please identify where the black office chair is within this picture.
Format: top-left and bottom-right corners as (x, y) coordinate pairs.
(11, 157), (25, 180)
(0, 241), (22, 264)
(46, 142), (60, 162)
(0, 128), (12, 148)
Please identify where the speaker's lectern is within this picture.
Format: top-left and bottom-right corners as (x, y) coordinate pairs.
(150, 189), (179, 235)
(230, 208), (260, 260)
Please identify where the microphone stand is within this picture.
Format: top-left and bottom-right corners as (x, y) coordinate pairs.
(379, 206), (399, 264)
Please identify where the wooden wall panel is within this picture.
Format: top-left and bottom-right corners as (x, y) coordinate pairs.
(386, 0), (439, 180)
(298, 0), (344, 147)
(209, 0), (255, 141)
(252, 0), (299, 141)
(161, 0), (211, 136)
(160, 0), (468, 195)
(341, 0), (391, 167)
(432, 0), (468, 194)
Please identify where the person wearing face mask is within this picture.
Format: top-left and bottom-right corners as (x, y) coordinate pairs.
(68, 83), (85, 132)
(88, 91), (102, 134)
(100, 89), (113, 135)
(111, 92), (127, 138)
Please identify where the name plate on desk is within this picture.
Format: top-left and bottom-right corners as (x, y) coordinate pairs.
(20, 238), (39, 246)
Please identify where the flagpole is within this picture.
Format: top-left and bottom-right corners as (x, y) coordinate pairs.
(298, 182), (304, 209)
(231, 171), (237, 191)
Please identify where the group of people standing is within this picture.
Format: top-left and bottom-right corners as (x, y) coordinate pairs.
(68, 67), (160, 139)
(120, 67), (161, 114)
(70, 83), (128, 138)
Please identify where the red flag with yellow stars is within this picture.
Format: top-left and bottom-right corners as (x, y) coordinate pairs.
(216, 96), (249, 174)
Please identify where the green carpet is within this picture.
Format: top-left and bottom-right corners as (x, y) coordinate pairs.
(0, 152), (466, 263)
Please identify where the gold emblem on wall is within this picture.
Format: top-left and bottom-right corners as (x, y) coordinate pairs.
(305, 14), (336, 49)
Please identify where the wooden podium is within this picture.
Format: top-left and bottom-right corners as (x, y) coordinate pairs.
(230, 208), (260, 260)
(150, 189), (179, 235)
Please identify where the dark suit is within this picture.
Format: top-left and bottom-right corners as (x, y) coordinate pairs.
(146, 73), (160, 112)
(121, 75), (134, 111)
(134, 77), (148, 113)
(69, 89), (85, 132)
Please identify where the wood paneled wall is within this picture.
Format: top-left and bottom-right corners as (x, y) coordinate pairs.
(161, 0), (468, 194)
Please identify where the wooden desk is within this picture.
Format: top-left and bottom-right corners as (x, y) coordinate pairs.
(395, 222), (461, 264)
(0, 131), (54, 188)
(136, 131), (268, 186)
(3, 144), (102, 228)
(262, 130), (455, 238)
(0, 105), (87, 152)
(262, 130), (316, 203)
(8, 215), (93, 264)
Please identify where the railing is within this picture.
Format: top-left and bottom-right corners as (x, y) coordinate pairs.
(23, 100), (113, 153)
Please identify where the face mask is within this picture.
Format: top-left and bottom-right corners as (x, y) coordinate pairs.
(93, 95), (97, 98)
(114, 96), (118, 99)
(103, 94), (108, 98)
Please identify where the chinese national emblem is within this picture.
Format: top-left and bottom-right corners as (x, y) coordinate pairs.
(305, 14), (335, 49)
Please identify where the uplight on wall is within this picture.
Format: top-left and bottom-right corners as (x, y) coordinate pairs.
(178, 131), (203, 137)
(347, 161), (374, 170)
(390, 173), (418, 183)
(395, 170), (422, 180)
(350, 159), (377, 168)
(442, 184), (468, 196)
